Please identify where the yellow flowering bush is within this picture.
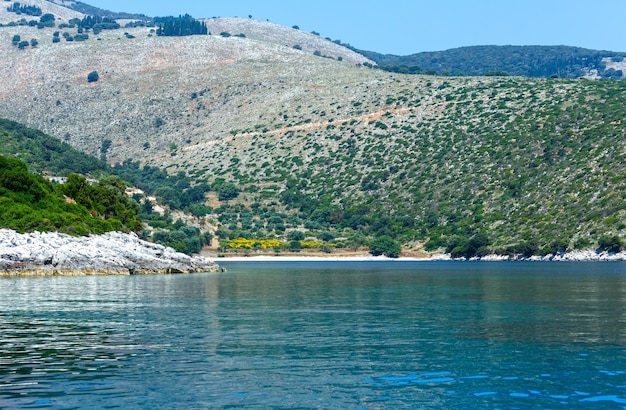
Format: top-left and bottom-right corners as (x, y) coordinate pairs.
(227, 238), (282, 249)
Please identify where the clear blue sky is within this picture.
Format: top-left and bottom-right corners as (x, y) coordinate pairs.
(86, 0), (626, 54)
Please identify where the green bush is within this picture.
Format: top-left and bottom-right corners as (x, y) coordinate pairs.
(369, 235), (401, 258)
(598, 235), (623, 253)
(287, 230), (305, 241)
(87, 71), (99, 83)
(0, 156), (140, 235)
(215, 182), (239, 201)
(289, 240), (302, 252)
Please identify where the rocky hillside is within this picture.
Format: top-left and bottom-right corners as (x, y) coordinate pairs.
(0, 10), (624, 256)
(0, 23), (374, 163)
(203, 17), (372, 65)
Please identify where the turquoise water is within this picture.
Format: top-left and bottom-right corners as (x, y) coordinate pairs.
(1, 261), (626, 409)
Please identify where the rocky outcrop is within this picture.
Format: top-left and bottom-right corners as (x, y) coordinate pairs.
(0, 229), (219, 277)
(469, 250), (626, 262)
(538, 249), (626, 262)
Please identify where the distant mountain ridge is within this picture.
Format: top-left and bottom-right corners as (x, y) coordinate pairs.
(360, 45), (626, 79)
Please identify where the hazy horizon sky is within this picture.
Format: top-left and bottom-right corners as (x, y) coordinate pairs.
(85, 1), (626, 55)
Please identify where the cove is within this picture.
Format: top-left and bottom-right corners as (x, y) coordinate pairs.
(1, 261), (625, 408)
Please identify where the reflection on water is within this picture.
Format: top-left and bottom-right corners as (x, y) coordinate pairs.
(1, 261), (625, 408)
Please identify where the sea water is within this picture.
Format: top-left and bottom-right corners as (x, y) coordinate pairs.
(1, 261), (625, 408)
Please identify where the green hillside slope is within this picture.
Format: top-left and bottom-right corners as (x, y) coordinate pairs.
(0, 118), (214, 254)
(0, 118), (109, 175)
(188, 77), (626, 256)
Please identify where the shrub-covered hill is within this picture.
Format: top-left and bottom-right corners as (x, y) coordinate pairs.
(0, 118), (218, 255)
(0, 118), (109, 176)
(360, 45), (626, 79)
(181, 77), (626, 257)
(0, 155), (141, 235)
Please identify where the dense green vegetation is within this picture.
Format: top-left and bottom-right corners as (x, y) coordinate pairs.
(6, 2), (42, 17)
(0, 118), (109, 176)
(155, 15), (208, 37)
(113, 160), (212, 215)
(359, 46), (626, 79)
(0, 155), (140, 235)
(73, 15), (120, 33)
(149, 219), (212, 255)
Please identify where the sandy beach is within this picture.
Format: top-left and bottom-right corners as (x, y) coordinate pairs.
(212, 254), (443, 262)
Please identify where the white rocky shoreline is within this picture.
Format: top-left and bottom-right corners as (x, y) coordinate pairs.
(1, 228), (623, 277)
(0, 229), (220, 277)
(443, 250), (626, 262)
(214, 249), (626, 262)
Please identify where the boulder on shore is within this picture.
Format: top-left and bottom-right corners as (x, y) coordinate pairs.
(0, 229), (219, 276)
